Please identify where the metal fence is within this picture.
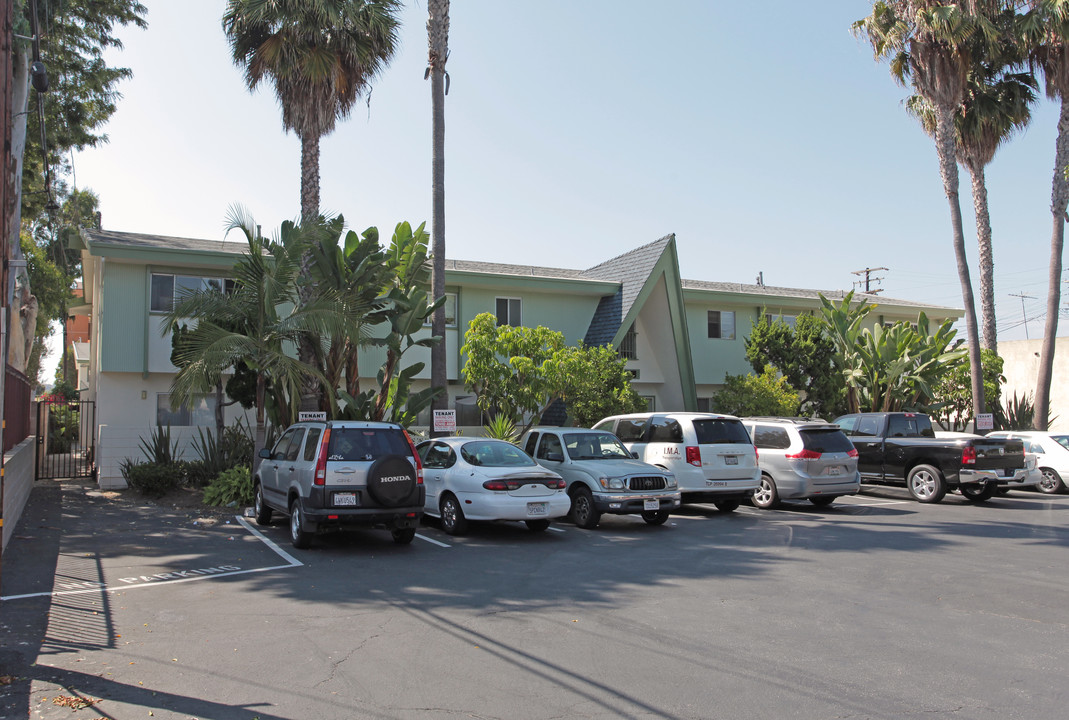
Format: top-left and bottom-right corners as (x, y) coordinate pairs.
(34, 399), (96, 480)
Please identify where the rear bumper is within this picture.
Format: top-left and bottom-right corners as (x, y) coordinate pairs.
(778, 471), (862, 500)
(958, 468), (1032, 486)
(593, 491), (681, 514)
(302, 505), (424, 531)
(453, 492), (572, 522)
(681, 489), (756, 503)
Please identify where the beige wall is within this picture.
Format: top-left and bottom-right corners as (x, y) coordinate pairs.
(999, 338), (1069, 433)
(2, 438), (35, 552)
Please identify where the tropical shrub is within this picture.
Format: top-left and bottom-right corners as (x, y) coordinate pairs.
(123, 461), (184, 497)
(482, 414), (518, 443)
(711, 368), (800, 417)
(139, 424), (183, 464)
(203, 466), (253, 507)
(47, 404), (80, 454)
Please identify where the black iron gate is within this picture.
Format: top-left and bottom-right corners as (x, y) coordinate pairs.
(35, 399), (96, 480)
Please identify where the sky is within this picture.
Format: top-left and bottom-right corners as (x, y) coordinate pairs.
(44, 1), (1069, 377)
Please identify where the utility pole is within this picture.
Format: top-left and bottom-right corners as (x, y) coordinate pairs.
(852, 267), (888, 294)
(1009, 291), (1035, 339)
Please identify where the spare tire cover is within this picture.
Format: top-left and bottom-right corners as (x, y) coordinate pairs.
(366, 454), (418, 508)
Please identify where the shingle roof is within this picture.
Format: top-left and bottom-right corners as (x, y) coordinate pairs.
(83, 229), (249, 255)
(443, 258), (585, 280)
(581, 235), (673, 318)
(680, 279), (950, 310)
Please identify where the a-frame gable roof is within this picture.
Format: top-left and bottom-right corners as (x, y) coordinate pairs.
(581, 235), (673, 346)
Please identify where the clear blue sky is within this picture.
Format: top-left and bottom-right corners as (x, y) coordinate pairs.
(57, 0), (1067, 374)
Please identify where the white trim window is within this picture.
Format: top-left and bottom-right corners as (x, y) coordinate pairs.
(708, 310), (736, 340)
(496, 297), (521, 327)
(157, 393), (217, 426)
(150, 273), (233, 313)
(424, 292), (458, 328)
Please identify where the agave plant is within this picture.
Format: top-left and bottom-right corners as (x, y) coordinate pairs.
(483, 414), (518, 444)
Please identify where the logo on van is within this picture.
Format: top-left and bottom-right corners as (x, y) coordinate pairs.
(663, 447), (680, 456)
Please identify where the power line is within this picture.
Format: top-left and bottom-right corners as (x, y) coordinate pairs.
(852, 267), (888, 294)
(1008, 291), (1036, 339)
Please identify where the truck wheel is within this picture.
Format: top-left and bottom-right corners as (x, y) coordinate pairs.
(391, 527), (416, 544)
(253, 482), (272, 525)
(961, 483), (996, 502)
(641, 509), (670, 525)
(751, 474), (779, 509)
(907, 464), (946, 503)
(570, 486), (601, 529)
(714, 500), (740, 513)
(289, 498), (312, 549)
(1038, 468), (1065, 494)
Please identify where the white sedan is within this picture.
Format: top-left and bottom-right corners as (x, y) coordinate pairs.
(416, 438), (571, 535)
(987, 431), (1069, 494)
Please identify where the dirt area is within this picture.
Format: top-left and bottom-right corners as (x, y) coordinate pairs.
(92, 485), (247, 527)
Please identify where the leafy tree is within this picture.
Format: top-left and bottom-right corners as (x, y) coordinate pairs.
(461, 313), (565, 435)
(221, 0), (401, 224)
(745, 313), (846, 418)
(1021, 0), (1069, 429)
(427, 0), (450, 436)
(855, 1), (995, 418)
(548, 342), (647, 428)
(711, 368), (801, 418)
(906, 10), (1036, 353)
(933, 348), (1005, 430)
(816, 291), (877, 413)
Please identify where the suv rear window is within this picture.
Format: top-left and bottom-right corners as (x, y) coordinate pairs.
(799, 428), (855, 453)
(327, 427), (410, 461)
(693, 419), (751, 445)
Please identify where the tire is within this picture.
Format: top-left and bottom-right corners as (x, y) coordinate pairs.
(289, 498), (312, 549)
(391, 527), (416, 544)
(253, 482), (272, 525)
(641, 509), (670, 525)
(570, 486), (601, 529)
(439, 494), (469, 536)
(906, 464), (946, 503)
(365, 455), (418, 508)
(751, 474), (780, 509)
(1038, 468), (1066, 495)
(809, 496), (836, 507)
(961, 483), (996, 502)
(525, 519), (551, 532)
(714, 500), (740, 513)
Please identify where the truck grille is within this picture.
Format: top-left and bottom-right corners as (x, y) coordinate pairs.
(629, 476), (667, 491)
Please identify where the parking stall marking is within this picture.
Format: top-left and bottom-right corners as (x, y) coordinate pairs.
(415, 533), (452, 548)
(1, 516), (303, 603)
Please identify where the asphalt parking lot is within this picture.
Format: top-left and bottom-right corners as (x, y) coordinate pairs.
(2, 480), (1068, 720)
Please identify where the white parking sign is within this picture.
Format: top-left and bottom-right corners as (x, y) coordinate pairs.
(433, 409), (457, 433)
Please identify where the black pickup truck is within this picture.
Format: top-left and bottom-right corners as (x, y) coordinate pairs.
(833, 412), (1030, 503)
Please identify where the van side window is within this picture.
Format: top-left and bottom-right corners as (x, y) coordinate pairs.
(616, 418), (648, 442)
(592, 420), (615, 433)
(648, 417), (683, 443)
(753, 425), (790, 450)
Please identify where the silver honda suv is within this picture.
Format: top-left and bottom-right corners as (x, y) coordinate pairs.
(253, 420), (425, 547)
(741, 417), (861, 509)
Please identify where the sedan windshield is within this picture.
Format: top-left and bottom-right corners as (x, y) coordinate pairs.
(460, 441), (537, 467)
(563, 433), (632, 460)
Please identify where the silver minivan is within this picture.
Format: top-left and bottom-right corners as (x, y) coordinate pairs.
(253, 420), (425, 547)
(741, 418), (861, 508)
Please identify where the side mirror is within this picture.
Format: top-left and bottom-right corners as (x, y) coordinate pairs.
(258, 448), (271, 459)
(546, 452), (564, 463)
(631, 451), (639, 459)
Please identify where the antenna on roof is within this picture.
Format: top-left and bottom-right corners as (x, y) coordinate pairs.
(756, 271), (764, 287)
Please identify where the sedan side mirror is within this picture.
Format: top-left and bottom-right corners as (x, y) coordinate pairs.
(258, 448), (271, 459)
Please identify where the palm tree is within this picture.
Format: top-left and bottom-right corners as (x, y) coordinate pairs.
(1021, 0), (1069, 430)
(427, 0), (450, 436)
(855, 1), (999, 420)
(166, 207), (349, 465)
(222, 0), (402, 225)
(906, 13), (1037, 354)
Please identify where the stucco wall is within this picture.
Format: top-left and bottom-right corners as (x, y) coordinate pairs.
(999, 338), (1068, 433)
(3, 437), (35, 553)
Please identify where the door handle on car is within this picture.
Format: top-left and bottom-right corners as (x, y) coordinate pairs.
(333, 468), (356, 474)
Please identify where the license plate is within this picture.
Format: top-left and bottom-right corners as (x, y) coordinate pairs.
(828, 466), (842, 476)
(526, 502), (548, 516)
(724, 456), (738, 465)
(643, 499), (660, 511)
(708, 480), (728, 487)
(334, 492), (357, 507)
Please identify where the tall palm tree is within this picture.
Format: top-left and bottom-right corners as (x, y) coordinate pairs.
(855, 1), (999, 420)
(222, 0), (402, 225)
(1021, 0), (1069, 430)
(427, 0), (450, 436)
(906, 14), (1037, 354)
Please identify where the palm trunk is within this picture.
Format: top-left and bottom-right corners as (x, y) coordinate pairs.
(428, 0), (450, 436)
(968, 163), (997, 353)
(297, 131), (322, 412)
(934, 104), (985, 419)
(1036, 98), (1069, 431)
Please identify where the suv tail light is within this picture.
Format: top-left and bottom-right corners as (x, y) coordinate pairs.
(685, 446), (701, 467)
(847, 448), (858, 458)
(962, 446), (977, 465)
(785, 449), (822, 460)
(314, 428), (332, 486)
(402, 428), (424, 484)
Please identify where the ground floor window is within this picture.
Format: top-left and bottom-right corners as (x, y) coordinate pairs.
(157, 393), (217, 426)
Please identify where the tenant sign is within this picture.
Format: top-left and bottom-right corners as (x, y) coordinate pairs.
(433, 409), (457, 433)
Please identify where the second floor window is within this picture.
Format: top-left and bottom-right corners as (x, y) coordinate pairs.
(496, 297), (521, 327)
(151, 273), (233, 313)
(619, 323), (638, 360)
(708, 310), (735, 340)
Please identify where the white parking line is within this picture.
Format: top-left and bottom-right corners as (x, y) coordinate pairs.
(548, 526), (566, 533)
(1, 516), (303, 603)
(415, 533), (452, 548)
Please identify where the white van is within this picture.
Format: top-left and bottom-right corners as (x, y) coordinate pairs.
(593, 412), (760, 512)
